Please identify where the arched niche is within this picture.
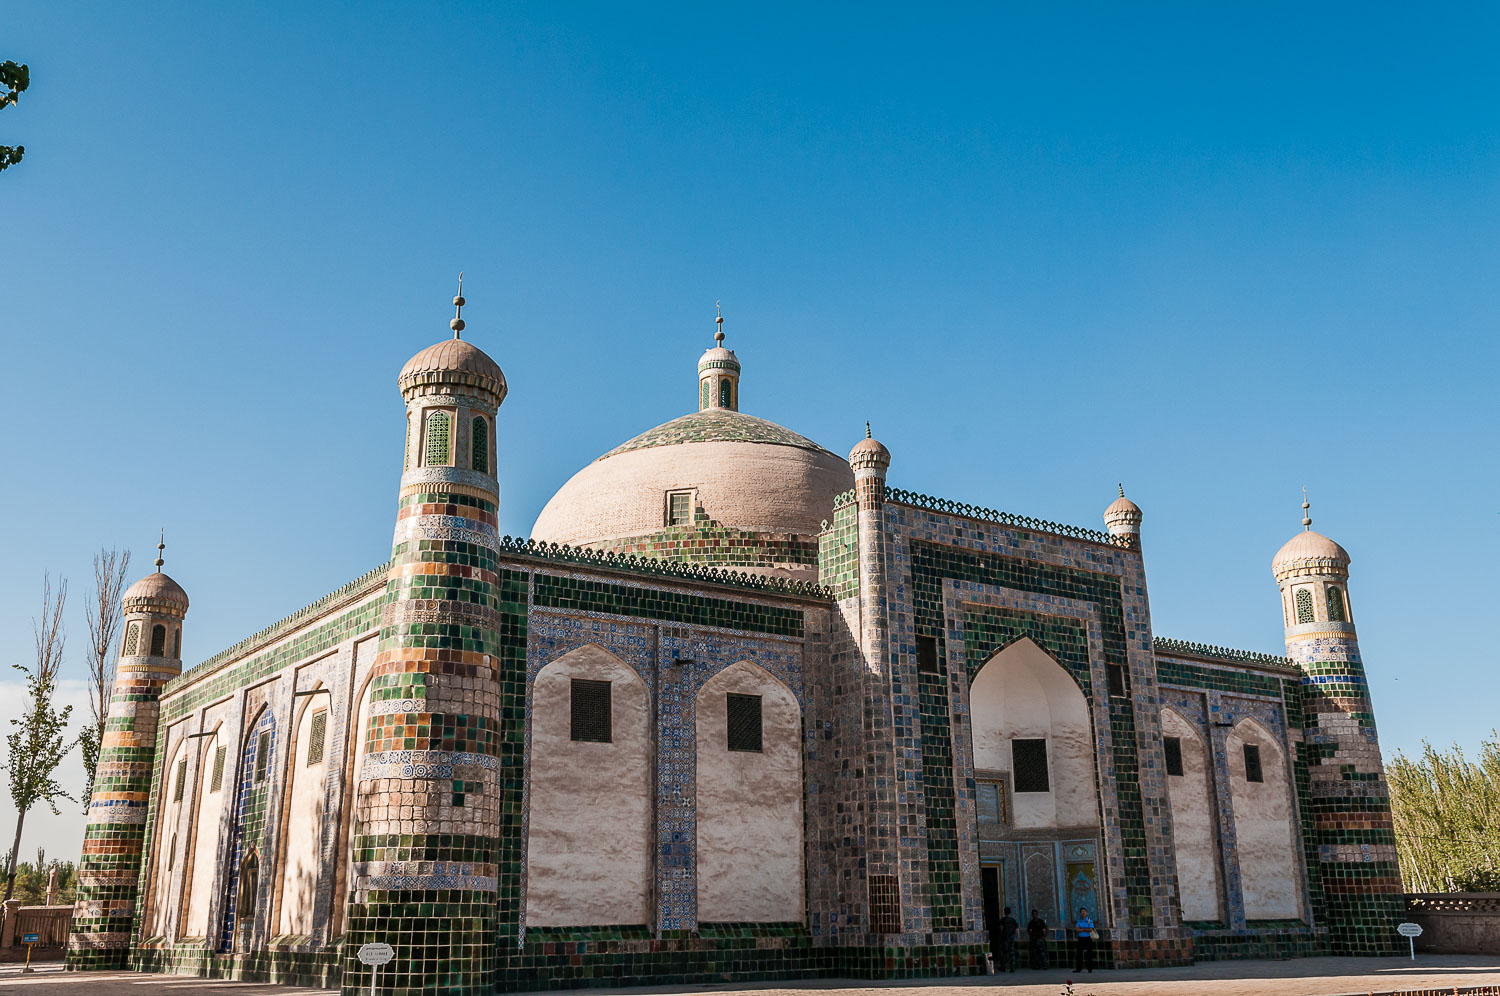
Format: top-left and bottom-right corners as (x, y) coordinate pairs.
(182, 723), (227, 938)
(526, 644), (652, 926)
(1160, 707), (1221, 922)
(969, 638), (1099, 830)
(1227, 717), (1301, 920)
(274, 685), (331, 937)
(146, 734), (190, 938)
(695, 660), (804, 923)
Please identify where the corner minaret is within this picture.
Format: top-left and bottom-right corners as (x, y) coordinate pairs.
(67, 534), (189, 970)
(1102, 484), (1143, 541)
(1273, 494), (1402, 955)
(341, 284), (508, 995)
(697, 303), (741, 411)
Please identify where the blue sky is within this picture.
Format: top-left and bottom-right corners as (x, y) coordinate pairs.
(2, 2), (1496, 859)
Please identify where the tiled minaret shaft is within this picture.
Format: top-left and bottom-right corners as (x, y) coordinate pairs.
(340, 291), (508, 996)
(1274, 500), (1402, 955)
(67, 544), (189, 970)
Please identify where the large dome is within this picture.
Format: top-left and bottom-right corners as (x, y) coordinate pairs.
(532, 408), (853, 571)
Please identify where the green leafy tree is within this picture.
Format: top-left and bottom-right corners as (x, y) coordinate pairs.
(1388, 733), (1500, 892)
(0, 847), (77, 906)
(3, 574), (74, 901)
(0, 61), (29, 173)
(80, 548), (130, 807)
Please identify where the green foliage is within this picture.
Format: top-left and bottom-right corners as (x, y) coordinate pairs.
(0, 848), (76, 906)
(1, 60), (30, 173)
(1388, 732), (1500, 892)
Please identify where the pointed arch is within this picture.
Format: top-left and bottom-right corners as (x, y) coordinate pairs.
(969, 637), (1098, 830)
(1160, 707), (1221, 922)
(695, 660), (804, 922)
(526, 644), (652, 927)
(1227, 717), (1300, 920)
(146, 733), (190, 938)
(182, 720), (227, 938)
(331, 656), (378, 939)
(273, 682), (331, 938)
(219, 703), (275, 952)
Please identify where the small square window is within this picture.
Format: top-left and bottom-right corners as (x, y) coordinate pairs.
(916, 635), (939, 674)
(1164, 737), (1183, 776)
(975, 779), (1008, 825)
(1243, 744), (1264, 783)
(727, 693), (763, 752)
(666, 490), (693, 526)
(1108, 663), (1127, 698)
(570, 679), (612, 743)
(1012, 738), (1050, 793)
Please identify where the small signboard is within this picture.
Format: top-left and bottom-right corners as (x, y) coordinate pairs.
(358, 942), (394, 966)
(1398, 921), (1423, 959)
(21, 933), (38, 944)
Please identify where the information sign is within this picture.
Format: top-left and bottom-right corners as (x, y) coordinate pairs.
(1397, 921), (1423, 959)
(358, 942), (394, 966)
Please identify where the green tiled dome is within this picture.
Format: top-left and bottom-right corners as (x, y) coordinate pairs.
(599, 409), (837, 461)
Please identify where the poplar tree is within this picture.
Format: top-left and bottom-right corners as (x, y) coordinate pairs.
(3, 574), (75, 901)
(1388, 734), (1500, 893)
(80, 548), (130, 807)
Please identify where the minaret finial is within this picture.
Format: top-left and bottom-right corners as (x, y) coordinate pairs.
(1301, 487), (1312, 530)
(450, 272), (466, 339)
(1118, 483), (1126, 498)
(155, 528), (165, 573)
(865, 421), (872, 439)
(714, 300), (724, 345)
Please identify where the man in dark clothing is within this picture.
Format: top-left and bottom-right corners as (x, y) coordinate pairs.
(1073, 907), (1096, 973)
(996, 906), (1020, 972)
(1026, 909), (1048, 969)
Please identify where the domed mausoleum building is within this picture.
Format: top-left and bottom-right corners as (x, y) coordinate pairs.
(69, 292), (1405, 993)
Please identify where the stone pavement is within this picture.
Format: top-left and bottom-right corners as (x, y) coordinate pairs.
(1, 957), (1499, 996)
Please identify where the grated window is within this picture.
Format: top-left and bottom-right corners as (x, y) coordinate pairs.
(570, 679), (612, 743)
(123, 621), (139, 656)
(916, 635), (939, 674)
(666, 490), (692, 526)
(1326, 586), (1346, 622)
(150, 624), (166, 657)
(471, 417), (488, 474)
(1012, 738), (1050, 793)
(975, 778), (1008, 825)
(307, 710), (328, 766)
(425, 409), (451, 465)
(1295, 588), (1315, 624)
(1108, 663), (1127, 698)
(1243, 744), (1264, 783)
(867, 873), (902, 934)
(174, 756), (188, 801)
(255, 731), (271, 782)
(167, 833), (177, 871)
(210, 745), (226, 792)
(404, 414), (411, 471)
(172, 628), (181, 659)
(719, 379), (731, 408)
(727, 693), (763, 752)
(700, 380), (710, 410)
(1164, 736), (1183, 776)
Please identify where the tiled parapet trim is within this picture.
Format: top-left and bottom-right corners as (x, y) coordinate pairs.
(1153, 637), (1296, 671)
(68, 605), (187, 969)
(832, 485), (1135, 549)
(1287, 631), (1403, 954)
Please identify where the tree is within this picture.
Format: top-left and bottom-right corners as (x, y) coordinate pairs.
(0, 61), (28, 173)
(1388, 733), (1500, 893)
(3, 574), (74, 901)
(80, 548), (130, 807)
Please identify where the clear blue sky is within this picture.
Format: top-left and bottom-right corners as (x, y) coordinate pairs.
(3, 3), (1496, 860)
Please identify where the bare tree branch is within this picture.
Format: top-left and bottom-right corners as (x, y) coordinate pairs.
(81, 549), (129, 806)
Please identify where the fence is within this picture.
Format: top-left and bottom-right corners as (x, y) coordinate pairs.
(1406, 893), (1500, 955)
(0, 901), (73, 960)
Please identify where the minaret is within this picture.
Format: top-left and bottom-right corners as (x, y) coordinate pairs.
(67, 534), (189, 970)
(1102, 484), (1143, 541)
(340, 281), (508, 995)
(1273, 494), (1402, 955)
(697, 302), (741, 411)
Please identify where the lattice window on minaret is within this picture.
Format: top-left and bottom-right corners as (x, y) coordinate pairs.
(425, 409), (451, 466)
(471, 417), (488, 474)
(1295, 587), (1315, 624)
(150, 624), (167, 656)
(1326, 586), (1346, 622)
(172, 628), (181, 659)
(123, 621), (139, 656)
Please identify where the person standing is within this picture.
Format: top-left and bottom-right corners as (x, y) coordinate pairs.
(1073, 907), (1096, 973)
(1026, 909), (1048, 969)
(997, 906), (1019, 972)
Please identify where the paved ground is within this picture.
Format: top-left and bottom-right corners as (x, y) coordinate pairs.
(2, 956), (1499, 996)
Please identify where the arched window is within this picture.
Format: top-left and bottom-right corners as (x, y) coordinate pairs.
(1294, 588), (1315, 624)
(403, 414), (411, 471)
(172, 628), (181, 659)
(719, 379), (731, 408)
(471, 417), (488, 474)
(1326, 586), (1346, 622)
(123, 621), (140, 656)
(425, 410), (451, 466)
(151, 624), (167, 657)
(701, 380), (710, 410)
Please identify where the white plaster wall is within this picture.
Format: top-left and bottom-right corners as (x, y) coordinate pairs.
(526, 646), (652, 926)
(969, 638), (1098, 829)
(532, 435), (853, 546)
(1228, 719), (1301, 920)
(147, 737), (188, 938)
(278, 698), (330, 936)
(344, 675), (376, 879)
(182, 730), (226, 937)
(1161, 709), (1221, 922)
(695, 661), (804, 922)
